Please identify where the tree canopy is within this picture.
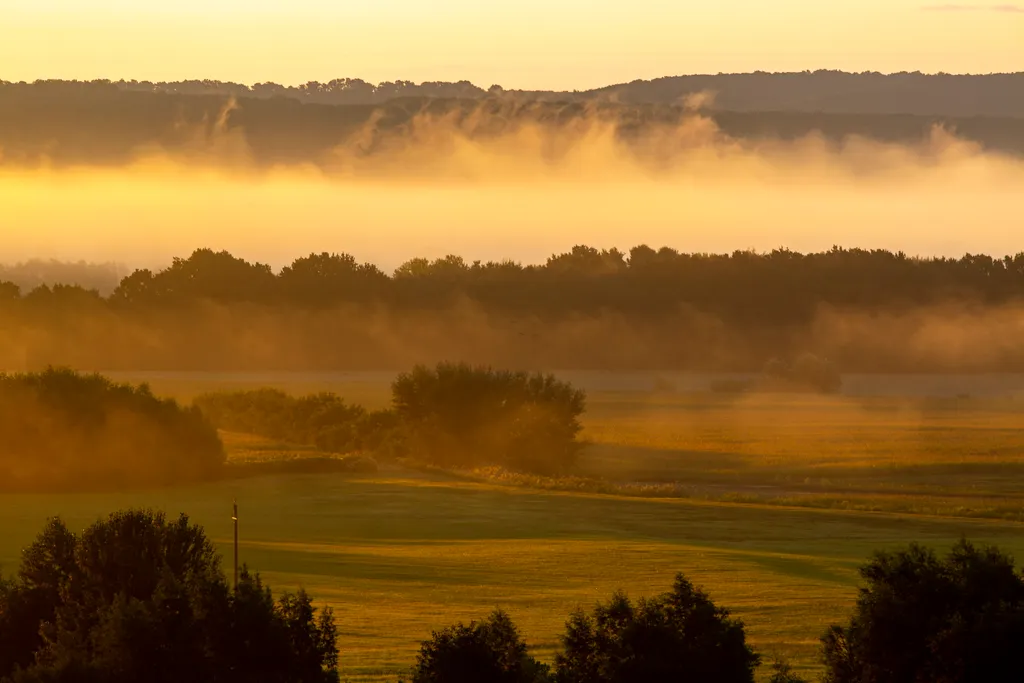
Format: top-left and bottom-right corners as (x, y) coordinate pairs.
(6, 246), (1024, 372)
(392, 363), (586, 473)
(0, 510), (339, 683)
(408, 610), (549, 683)
(0, 368), (224, 492)
(554, 573), (759, 683)
(196, 363), (587, 474)
(822, 538), (1024, 683)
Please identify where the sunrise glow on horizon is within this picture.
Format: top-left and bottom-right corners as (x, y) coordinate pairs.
(3, 0), (1022, 90)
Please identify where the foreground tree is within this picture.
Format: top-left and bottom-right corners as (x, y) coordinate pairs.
(0, 510), (338, 683)
(822, 539), (1024, 683)
(554, 574), (759, 683)
(409, 610), (549, 683)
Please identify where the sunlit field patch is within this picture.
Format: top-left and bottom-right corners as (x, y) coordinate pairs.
(3, 371), (1024, 680)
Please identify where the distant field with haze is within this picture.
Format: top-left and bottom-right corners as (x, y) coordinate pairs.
(2, 371), (1023, 681)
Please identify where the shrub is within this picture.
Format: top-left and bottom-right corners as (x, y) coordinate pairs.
(392, 363), (586, 474)
(408, 610), (549, 683)
(197, 364), (586, 473)
(0, 510), (339, 683)
(822, 538), (1024, 683)
(195, 389), (365, 444)
(0, 368), (224, 491)
(767, 658), (809, 683)
(554, 573), (759, 683)
(196, 389), (402, 458)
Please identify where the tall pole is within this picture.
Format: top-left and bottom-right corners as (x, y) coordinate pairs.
(232, 498), (239, 591)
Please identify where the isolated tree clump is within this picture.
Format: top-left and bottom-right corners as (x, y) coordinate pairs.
(0, 368), (224, 492)
(822, 538), (1024, 683)
(0, 509), (338, 683)
(408, 610), (550, 683)
(195, 388), (403, 457)
(554, 573), (759, 683)
(392, 363), (587, 474)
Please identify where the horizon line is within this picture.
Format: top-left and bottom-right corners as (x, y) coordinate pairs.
(4, 68), (1024, 92)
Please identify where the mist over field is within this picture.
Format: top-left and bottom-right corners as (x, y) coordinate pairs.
(4, 65), (1024, 682)
(2, 93), (1023, 269)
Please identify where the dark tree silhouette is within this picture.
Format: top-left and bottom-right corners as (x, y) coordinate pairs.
(278, 252), (388, 306)
(408, 610), (549, 683)
(554, 573), (759, 683)
(767, 659), (809, 683)
(822, 538), (1024, 683)
(8, 246), (1024, 372)
(392, 363), (586, 473)
(0, 510), (339, 683)
(111, 249), (276, 304)
(0, 282), (21, 302)
(0, 260), (122, 297)
(194, 388), (402, 458)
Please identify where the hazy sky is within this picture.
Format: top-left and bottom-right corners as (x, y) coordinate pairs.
(4, 0), (1022, 89)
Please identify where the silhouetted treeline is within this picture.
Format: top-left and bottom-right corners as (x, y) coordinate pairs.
(3, 510), (1021, 682)
(19, 245), (1024, 312)
(6, 71), (1024, 116)
(0, 260), (124, 297)
(406, 575), (759, 683)
(0, 368), (223, 491)
(198, 364), (586, 474)
(5, 247), (1024, 372)
(3, 82), (1024, 168)
(589, 71), (1024, 118)
(409, 538), (1024, 683)
(114, 77), (488, 105)
(0, 510), (339, 683)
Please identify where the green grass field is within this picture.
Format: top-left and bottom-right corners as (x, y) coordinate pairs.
(3, 372), (1024, 681)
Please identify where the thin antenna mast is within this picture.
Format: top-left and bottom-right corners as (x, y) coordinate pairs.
(232, 498), (239, 591)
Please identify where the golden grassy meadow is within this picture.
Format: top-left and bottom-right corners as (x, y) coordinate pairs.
(2, 372), (1023, 681)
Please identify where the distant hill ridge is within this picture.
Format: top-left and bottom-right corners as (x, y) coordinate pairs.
(4, 82), (1024, 166)
(5, 70), (1023, 117)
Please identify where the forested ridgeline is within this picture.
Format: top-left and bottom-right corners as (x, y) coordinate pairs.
(0, 260), (124, 297)
(4, 247), (1024, 371)
(5, 71), (1024, 115)
(3, 80), (1024, 167)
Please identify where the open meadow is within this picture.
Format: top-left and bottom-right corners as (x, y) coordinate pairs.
(3, 371), (1024, 681)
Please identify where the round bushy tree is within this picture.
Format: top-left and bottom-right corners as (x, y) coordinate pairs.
(822, 539), (1024, 683)
(554, 573), (759, 683)
(392, 363), (586, 474)
(409, 610), (549, 683)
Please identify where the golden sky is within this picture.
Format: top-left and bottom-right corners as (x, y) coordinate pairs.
(3, 0), (1022, 89)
